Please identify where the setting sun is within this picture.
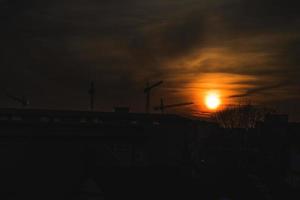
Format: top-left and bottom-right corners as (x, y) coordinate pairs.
(205, 93), (221, 110)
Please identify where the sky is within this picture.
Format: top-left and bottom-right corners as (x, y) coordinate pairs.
(0, 0), (300, 120)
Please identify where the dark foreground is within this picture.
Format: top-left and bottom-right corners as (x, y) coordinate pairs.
(2, 165), (299, 200)
(0, 109), (299, 199)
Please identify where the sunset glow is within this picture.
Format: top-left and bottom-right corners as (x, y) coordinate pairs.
(205, 92), (221, 110)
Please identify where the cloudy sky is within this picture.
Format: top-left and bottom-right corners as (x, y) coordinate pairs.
(1, 0), (300, 120)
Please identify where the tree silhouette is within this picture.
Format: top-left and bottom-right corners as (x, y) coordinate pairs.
(213, 102), (276, 129)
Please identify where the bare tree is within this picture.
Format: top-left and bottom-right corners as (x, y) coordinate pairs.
(213, 102), (276, 129)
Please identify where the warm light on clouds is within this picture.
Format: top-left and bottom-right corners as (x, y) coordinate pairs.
(163, 44), (294, 116)
(172, 72), (258, 116)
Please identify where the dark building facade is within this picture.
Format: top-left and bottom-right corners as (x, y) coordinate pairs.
(0, 108), (197, 199)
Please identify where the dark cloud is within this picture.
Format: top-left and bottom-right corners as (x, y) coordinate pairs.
(0, 0), (300, 119)
(218, 0), (300, 34)
(229, 82), (289, 98)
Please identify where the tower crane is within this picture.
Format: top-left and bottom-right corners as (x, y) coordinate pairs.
(154, 98), (193, 114)
(5, 91), (29, 108)
(144, 81), (163, 113)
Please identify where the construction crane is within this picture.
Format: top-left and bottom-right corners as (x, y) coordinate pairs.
(144, 81), (163, 113)
(5, 92), (29, 108)
(154, 98), (193, 114)
(88, 81), (95, 111)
